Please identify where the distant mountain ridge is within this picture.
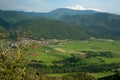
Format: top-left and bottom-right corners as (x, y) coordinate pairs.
(59, 13), (120, 39)
(20, 8), (97, 19)
(0, 8), (120, 40)
(0, 10), (31, 23)
(50, 8), (97, 14)
(47, 8), (97, 19)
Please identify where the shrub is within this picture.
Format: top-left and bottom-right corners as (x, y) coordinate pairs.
(0, 43), (41, 80)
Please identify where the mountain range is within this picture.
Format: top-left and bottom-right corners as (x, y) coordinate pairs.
(0, 8), (120, 40)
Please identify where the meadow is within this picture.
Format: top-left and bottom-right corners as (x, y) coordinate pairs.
(1, 39), (120, 79)
(55, 40), (120, 53)
(28, 39), (120, 65)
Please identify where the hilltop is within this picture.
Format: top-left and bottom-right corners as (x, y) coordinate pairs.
(0, 8), (120, 40)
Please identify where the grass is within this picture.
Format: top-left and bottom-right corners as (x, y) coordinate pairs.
(47, 73), (69, 77)
(26, 39), (120, 65)
(81, 57), (103, 65)
(1, 39), (120, 79)
(47, 72), (115, 78)
(89, 72), (115, 79)
(101, 57), (120, 64)
(17, 39), (120, 79)
(2, 39), (119, 79)
(28, 46), (71, 65)
(79, 57), (120, 66)
(56, 40), (120, 53)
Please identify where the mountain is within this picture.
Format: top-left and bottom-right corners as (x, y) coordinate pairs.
(0, 8), (120, 40)
(0, 18), (11, 29)
(48, 8), (97, 19)
(0, 10), (31, 23)
(21, 11), (46, 17)
(21, 8), (97, 19)
(11, 18), (90, 40)
(0, 8), (98, 22)
(50, 8), (97, 15)
(60, 13), (120, 39)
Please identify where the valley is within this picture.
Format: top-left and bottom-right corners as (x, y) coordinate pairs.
(21, 39), (120, 79)
(0, 8), (120, 80)
(1, 39), (119, 79)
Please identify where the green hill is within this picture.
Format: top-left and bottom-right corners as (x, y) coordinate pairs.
(0, 18), (10, 29)
(21, 8), (97, 19)
(0, 10), (31, 23)
(60, 13), (120, 39)
(11, 18), (90, 40)
(47, 8), (97, 19)
(0, 9), (120, 40)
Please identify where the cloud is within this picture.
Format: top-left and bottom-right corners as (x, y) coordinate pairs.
(67, 5), (102, 11)
(67, 5), (86, 10)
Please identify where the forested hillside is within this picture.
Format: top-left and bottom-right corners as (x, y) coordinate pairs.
(0, 9), (120, 80)
(60, 13), (120, 39)
(11, 18), (90, 40)
(0, 9), (120, 40)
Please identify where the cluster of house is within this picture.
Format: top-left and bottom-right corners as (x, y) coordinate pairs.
(10, 38), (48, 48)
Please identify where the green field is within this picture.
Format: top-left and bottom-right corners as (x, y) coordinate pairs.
(55, 40), (120, 53)
(24, 39), (120, 78)
(47, 72), (115, 79)
(47, 73), (69, 77)
(27, 46), (71, 65)
(1, 39), (120, 78)
(89, 72), (115, 79)
(26, 39), (120, 65)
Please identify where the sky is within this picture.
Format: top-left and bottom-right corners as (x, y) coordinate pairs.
(0, 0), (119, 14)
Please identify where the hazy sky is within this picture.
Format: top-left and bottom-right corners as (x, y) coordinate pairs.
(0, 0), (119, 14)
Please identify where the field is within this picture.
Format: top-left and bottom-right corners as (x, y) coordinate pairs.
(54, 40), (120, 53)
(46, 72), (115, 79)
(89, 72), (115, 79)
(7, 39), (120, 78)
(27, 39), (120, 65)
(28, 46), (71, 65)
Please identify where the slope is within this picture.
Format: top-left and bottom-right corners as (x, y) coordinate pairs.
(0, 10), (31, 23)
(21, 8), (97, 19)
(0, 18), (11, 29)
(11, 18), (90, 40)
(60, 13), (120, 39)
